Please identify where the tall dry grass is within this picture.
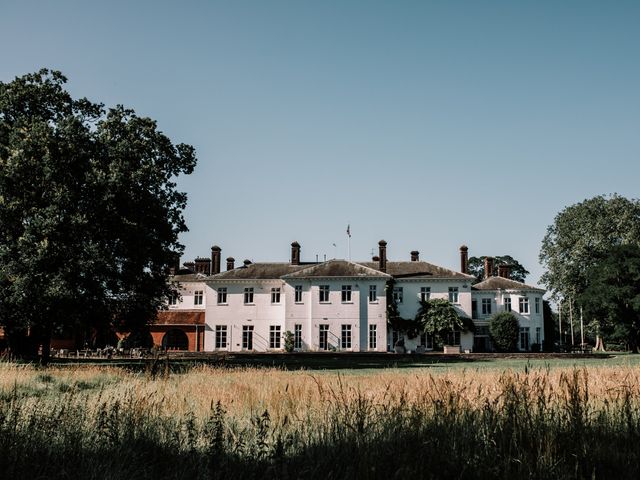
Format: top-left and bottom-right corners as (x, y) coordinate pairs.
(1, 363), (640, 479)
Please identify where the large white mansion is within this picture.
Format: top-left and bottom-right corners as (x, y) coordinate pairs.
(163, 241), (545, 353)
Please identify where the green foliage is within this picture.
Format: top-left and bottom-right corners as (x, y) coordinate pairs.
(416, 298), (474, 346)
(489, 312), (520, 352)
(468, 255), (530, 283)
(542, 300), (556, 351)
(284, 331), (295, 352)
(540, 194), (640, 299)
(0, 70), (196, 359)
(385, 278), (421, 339)
(577, 244), (640, 352)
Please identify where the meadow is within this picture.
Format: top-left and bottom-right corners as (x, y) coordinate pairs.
(2, 356), (640, 479)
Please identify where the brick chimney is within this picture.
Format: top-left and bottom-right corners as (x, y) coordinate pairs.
(498, 264), (511, 279)
(211, 245), (221, 275)
(168, 253), (180, 275)
(194, 257), (211, 274)
(243, 259), (252, 267)
(484, 256), (494, 280)
(226, 257), (235, 271)
(460, 245), (469, 274)
(372, 255), (380, 262)
(378, 240), (387, 272)
(410, 250), (419, 262)
(183, 261), (195, 272)
(291, 241), (301, 265)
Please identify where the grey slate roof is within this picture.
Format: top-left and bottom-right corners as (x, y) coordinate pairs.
(169, 273), (208, 283)
(473, 276), (545, 292)
(282, 260), (391, 279)
(207, 262), (309, 280)
(359, 261), (475, 280)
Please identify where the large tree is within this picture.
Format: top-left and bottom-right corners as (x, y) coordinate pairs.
(467, 255), (529, 284)
(0, 70), (196, 362)
(540, 194), (640, 299)
(577, 244), (640, 352)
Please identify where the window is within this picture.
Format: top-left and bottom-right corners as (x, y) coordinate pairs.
(520, 327), (530, 351)
(420, 332), (433, 349)
(244, 287), (254, 304)
(448, 287), (459, 303)
(536, 327), (541, 345)
(269, 325), (281, 349)
(271, 287), (281, 304)
(420, 287), (431, 302)
(369, 285), (377, 303)
(369, 324), (377, 349)
(242, 326), (253, 350)
(535, 297), (540, 314)
(319, 324), (329, 350)
(215, 326), (227, 349)
(341, 324), (352, 349)
(168, 293), (178, 306)
(519, 297), (529, 314)
(393, 286), (403, 303)
(319, 285), (330, 303)
(194, 290), (204, 306)
(481, 298), (492, 316)
(472, 300), (478, 319)
(295, 285), (303, 303)
(446, 330), (461, 346)
(294, 324), (302, 349)
(341, 285), (352, 302)
(504, 297), (511, 312)
(217, 287), (227, 304)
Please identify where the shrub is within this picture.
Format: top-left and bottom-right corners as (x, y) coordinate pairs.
(489, 312), (520, 352)
(284, 331), (295, 352)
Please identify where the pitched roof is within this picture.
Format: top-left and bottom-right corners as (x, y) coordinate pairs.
(282, 259), (391, 279)
(473, 276), (545, 292)
(207, 262), (309, 280)
(156, 311), (205, 325)
(358, 261), (475, 280)
(169, 273), (208, 283)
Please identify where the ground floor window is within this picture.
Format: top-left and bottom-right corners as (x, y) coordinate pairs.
(319, 324), (329, 350)
(369, 324), (377, 350)
(269, 325), (281, 349)
(242, 325), (253, 350)
(535, 327), (541, 345)
(294, 324), (302, 349)
(341, 324), (352, 349)
(215, 325), (227, 349)
(520, 327), (530, 351)
(445, 330), (461, 346)
(420, 332), (433, 349)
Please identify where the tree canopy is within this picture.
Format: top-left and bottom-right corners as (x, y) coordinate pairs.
(415, 298), (474, 346)
(577, 244), (640, 352)
(468, 255), (529, 284)
(539, 194), (640, 299)
(0, 70), (196, 361)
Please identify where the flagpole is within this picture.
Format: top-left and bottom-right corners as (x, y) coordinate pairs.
(347, 223), (351, 261)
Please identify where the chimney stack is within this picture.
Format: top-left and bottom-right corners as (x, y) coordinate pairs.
(410, 250), (419, 262)
(194, 257), (211, 274)
(498, 264), (511, 279)
(372, 255), (380, 262)
(211, 246), (221, 275)
(460, 245), (469, 274)
(183, 261), (195, 273)
(226, 257), (235, 271)
(291, 241), (301, 265)
(484, 257), (494, 280)
(378, 240), (387, 272)
(243, 259), (252, 267)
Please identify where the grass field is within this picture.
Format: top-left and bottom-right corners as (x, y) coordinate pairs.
(2, 355), (640, 479)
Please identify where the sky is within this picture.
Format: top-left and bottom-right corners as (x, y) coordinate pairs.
(2, 0), (639, 287)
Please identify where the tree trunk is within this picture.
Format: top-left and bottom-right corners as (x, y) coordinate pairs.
(594, 335), (606, 352)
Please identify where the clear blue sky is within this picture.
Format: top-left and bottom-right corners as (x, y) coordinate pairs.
(2, 0), (639, 286)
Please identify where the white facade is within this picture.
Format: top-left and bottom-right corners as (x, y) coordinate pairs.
(167, 246), (546, 353)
